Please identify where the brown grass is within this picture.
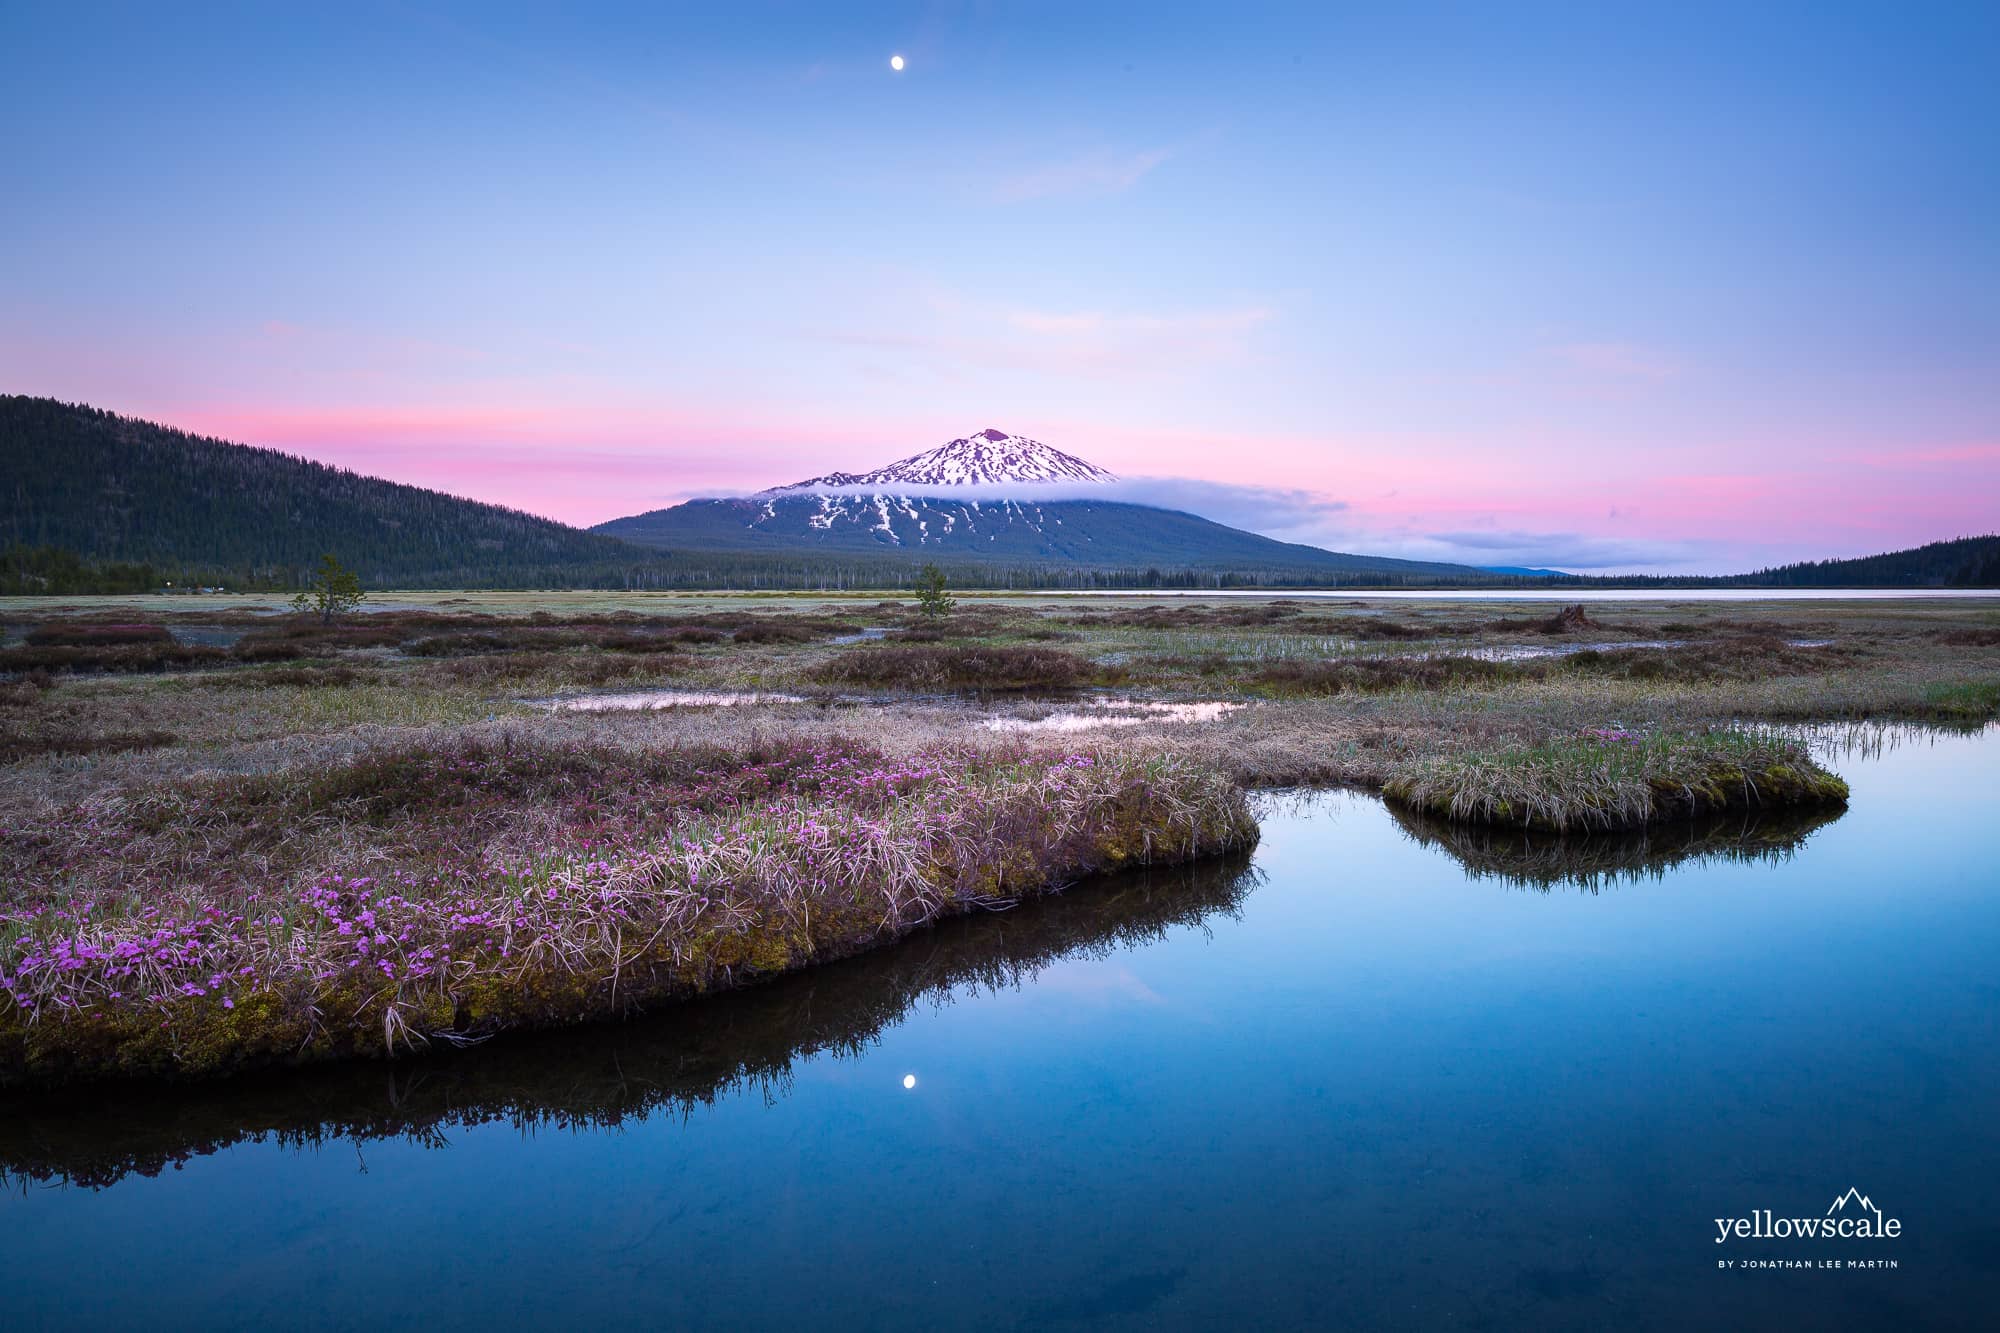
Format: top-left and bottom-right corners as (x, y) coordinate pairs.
(1, 737), (1254, 1083)
(812, 644), (1097, 691)
(23, 624), (174, 647)
(1559, 636), (1848, 682)
(417, 651), (684, 687)
(208, 665), (369, 689)
(1253, 655), (1520, 695)
(0, 728), (178, 764)
(1382, 729), (1850, 832)
(0, 642), (230, 674)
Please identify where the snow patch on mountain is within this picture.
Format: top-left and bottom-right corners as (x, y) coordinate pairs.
(767, 428), (1116, 495)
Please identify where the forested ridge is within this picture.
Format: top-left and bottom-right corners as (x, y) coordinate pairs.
(0, 395), (655, 587)
(1730, 536), (2000, 588)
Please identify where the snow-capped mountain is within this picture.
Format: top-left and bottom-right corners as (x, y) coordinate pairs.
(593, 426), (1483, 578)
(770, 428), (1116, 493)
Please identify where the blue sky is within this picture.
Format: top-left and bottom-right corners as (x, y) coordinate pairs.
(3, 1), (1995, 570)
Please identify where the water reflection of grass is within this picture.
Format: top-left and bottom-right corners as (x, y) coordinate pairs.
(0, 852), (1256, 1188)
(1388, 802), (1845, 892)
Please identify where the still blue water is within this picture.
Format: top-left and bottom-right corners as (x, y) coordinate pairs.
(3, 726), (1995, 1330)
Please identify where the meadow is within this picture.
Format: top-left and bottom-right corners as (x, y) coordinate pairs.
(3, 590), (1994, 1083)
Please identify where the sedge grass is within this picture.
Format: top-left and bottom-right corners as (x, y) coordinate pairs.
(1381, 728), (1849, 833)
(0, 736), (1253, 1083)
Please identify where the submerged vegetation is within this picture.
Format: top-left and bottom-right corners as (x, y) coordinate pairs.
(1382, 729), (1850, 833)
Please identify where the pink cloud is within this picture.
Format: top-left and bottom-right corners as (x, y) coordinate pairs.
(148, 399), (909, 525)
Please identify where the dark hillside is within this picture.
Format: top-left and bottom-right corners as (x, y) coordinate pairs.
(0, 395), (653, 587)
(1732, 536), (2000, 588)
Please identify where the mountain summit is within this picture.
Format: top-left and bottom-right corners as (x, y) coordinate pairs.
(771, 428), (1116, 492)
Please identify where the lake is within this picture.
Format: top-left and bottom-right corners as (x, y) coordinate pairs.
(2, 725), (1994, 1330)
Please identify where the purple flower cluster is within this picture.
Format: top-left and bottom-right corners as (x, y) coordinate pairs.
(3, 745), (1139, 1033)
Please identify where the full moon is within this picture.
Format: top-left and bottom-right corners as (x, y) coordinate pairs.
(902, 1073), (917, 1089)
(890, 54), (905, 71)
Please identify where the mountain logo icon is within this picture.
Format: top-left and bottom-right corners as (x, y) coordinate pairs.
(1715, 1187), (1901, 1244)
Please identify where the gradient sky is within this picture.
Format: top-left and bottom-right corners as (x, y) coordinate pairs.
(4, 2), (1996, 571)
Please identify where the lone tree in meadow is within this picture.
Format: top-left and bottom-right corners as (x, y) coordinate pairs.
(914, 562), (955, 619)
(292, 552), (366, 625)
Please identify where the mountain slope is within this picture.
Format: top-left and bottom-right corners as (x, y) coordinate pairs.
(598, 493), (1481, 577)
(0, 395), (655, 585)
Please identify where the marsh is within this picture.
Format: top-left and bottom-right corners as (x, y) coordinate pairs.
(2, 717), (1993, 1329)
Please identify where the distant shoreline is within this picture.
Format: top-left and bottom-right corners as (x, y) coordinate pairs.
(7, 586), (2000, 615)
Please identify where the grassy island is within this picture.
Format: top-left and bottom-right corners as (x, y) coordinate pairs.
(1382, 728), (1850, 832)
(1, 737), (1252, 1083)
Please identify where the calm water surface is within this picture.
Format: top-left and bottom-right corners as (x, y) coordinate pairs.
(3, 726), (1995, 1330)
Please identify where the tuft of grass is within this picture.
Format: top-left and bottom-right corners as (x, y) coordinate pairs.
(1382, 728), (1849, 833)
(729, 622), (835, 645)
(0, 728), (178, 764)
(596, 633), (683, 655)
(0, 642), (229, 674)
(208, 665), (368, 690)
(1254, 655), (1520, 695)
(1558, 636), (1844, 683)
(230, 625), (414, 661)
(812, 644), (1095, 691)
(1919, 679), (2000, 720)
(416, 651), (683, 688)
(229, 638), (311, 662)
(402, 631), (519, 657)
(0, 672), (56, 707)
(23, 624), (173, 647)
